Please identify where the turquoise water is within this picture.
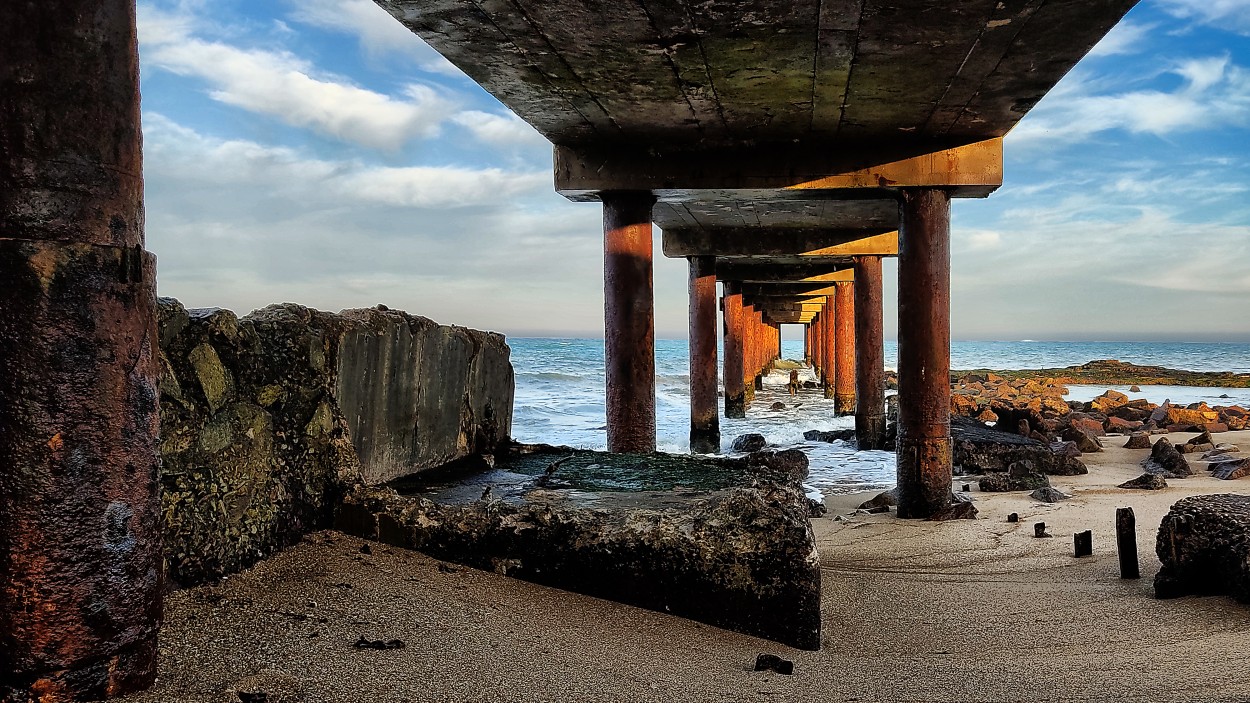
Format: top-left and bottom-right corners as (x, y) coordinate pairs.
(509, 338), (1250, 495)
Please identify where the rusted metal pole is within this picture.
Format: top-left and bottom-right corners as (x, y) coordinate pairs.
(854, 256), (887, 449)
(0, 1), (163, 697)
(603, 191), (657, 453)
(834, 282), (856, 416)
(688, 256), (720, 453)
(896, 188), (953, 519)
(723, 284), (746, 418)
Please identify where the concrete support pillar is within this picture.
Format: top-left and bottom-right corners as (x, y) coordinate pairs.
(688, 257), (719, 453)
(723, 284), (746, 419)
(603, 191), (657, 453)
(812, 314), (822, 375)
(834, 282), (856, 415)
(0, 1), (163, 697)
(822, 303), (836, 397)
(804, 324), (811, 364)
(896, 188), (954, 518)
(743, 304), (756, 403)
(854, 256), (887, 449)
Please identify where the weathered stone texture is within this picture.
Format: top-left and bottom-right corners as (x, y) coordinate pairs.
(1156, 494), (1250, 601)
(336, 479), (822, 650)
(157, 299), (514, 585)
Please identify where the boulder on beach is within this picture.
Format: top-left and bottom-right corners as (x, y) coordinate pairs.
(1118, 473), (1168, 490)
(731, 433), (767, 453)
(1123, 433), (1152, 449)
(1210, 457), (1250, 481)
(927, 493), (978, 521)
(1156, 494), (1250, 601)
(951, 415), (1087, 476)
(979, 461), (1051, 493)
(1030, 486), (1070, 503)
(746, 449), (810, 482)
(858, 488), (897, 511)
(1142, 437), (1193, 478)
(803, 428), (856, 444)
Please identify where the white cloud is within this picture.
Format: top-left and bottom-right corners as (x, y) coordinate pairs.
(138, 4), (458, 150)
(451, 110), (549, 148)
(1007, 56), (1250, 146)
(961, 230), (1003, 251)
(1157, 0), (1250, 35)
(1087, 20), (1154, 57)
(285, 0), (463, 76)
(143, 113), (547, 208)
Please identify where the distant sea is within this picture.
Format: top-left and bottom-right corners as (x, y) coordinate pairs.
(509, 338), (1250, 496)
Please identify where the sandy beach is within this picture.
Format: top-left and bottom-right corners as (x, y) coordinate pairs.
(121, 430), (1250, 703)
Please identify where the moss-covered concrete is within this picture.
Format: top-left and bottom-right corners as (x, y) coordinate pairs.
(157, 299), (514, 586)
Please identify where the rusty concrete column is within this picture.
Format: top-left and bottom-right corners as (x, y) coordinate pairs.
(896, 188), (954, 518)
(803, 324), (810, 364)
(752, 312), (764, 391)
(688, 256), (719, 453)
(603, 191), (656, 453)
(742, 303), (756, 403)
(811, 314), (821, 376)
(834, 282), (856, 415)
(0, 1), (163, 698)
(723, 284), (746, 418)
(854, 256), (887, 449)
(822, 302), (836, 397)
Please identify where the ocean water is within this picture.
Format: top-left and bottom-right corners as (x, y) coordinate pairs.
(510, 338), (1250, 496)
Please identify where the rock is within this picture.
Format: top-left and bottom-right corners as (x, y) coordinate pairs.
(746, 449), (810, 482)
(1130, 385), (1141, 392)
(354, 635), (406, 650)
(803, 428), (856, 443)
(730, 433), (768, 452)
(1141, 438), (1193, 478)
(339, 476), (824, 650)
(1090, 390), (1128, 413)
(1178, 442), (1214, 455)
(866, 504), (891, 514)
(769, 402), (786, 411)
(952, 415), (1087, 477)
(1186, 430), (1215, 448)
(1202, 422), (1230, 434)
(927, 496), (978, 521)
(806, 498), (828, 518)
(1107, 416), (1144, 433)
(1030, 486), (1070, 503)
(978, 462), (1050, 493)
(1210, 458), (1250, 480)
(754, 653), (794, 675)
(858, 489), (897, 510)
(1123, 433), (1152, 449)
(1200, 445), (1240, 461)
(1118, 473), (1168, 490)
(1049, 440), (1082, 460)
(1155, 495), (1250, 600)
(1060, 426), (1102, 453)
(802, 380), (820, 389)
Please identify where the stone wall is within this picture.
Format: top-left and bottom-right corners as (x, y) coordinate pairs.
(157, 299), (514, 585)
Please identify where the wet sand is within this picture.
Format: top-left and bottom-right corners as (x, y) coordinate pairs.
(123, 431), (1250, 702)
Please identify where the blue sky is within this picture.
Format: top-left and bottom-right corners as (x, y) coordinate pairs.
(138, 0), (1250, 342)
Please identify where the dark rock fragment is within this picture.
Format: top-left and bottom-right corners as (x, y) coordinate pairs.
(1117, 474), (1168, 490)
(1031, 486), (1070, 503)
(858, 488), (897, 510)
(754, 653), (794, 675)
(354, 635), (406, 650)
(803, 428), (856, 443)
(1210, 458), (1250, 481)
(807, 498), (828, 518)
(1142, 438), (1192, 478)
(746, 449), (810, 482)
(1123, 433), (1152, 449)
(731, 433), (767, 452)
(952, 415), (1086, 476)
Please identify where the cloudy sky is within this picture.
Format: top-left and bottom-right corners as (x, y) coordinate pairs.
(139, 0), (1250, 342)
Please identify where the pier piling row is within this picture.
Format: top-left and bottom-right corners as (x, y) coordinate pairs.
(3, 0), (1141, 692)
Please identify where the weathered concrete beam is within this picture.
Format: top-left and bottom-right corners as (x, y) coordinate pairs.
(716, 262), (849, 282)
(767, 312), (817, 325)
(556, 138), (1003, 201)
(753, 302), (825, 314)
(740, 280), (855, 298)
(663, 229), (898, 259)
(743, 294), (825, 306)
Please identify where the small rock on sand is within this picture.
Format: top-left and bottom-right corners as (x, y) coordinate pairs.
(730, 433), (767, 452)
(1118, 474), (1168, 490)
(1124, 433), (1152, 449)
(753, 653), (794, 675)
(1031, 487), (1070, 503)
